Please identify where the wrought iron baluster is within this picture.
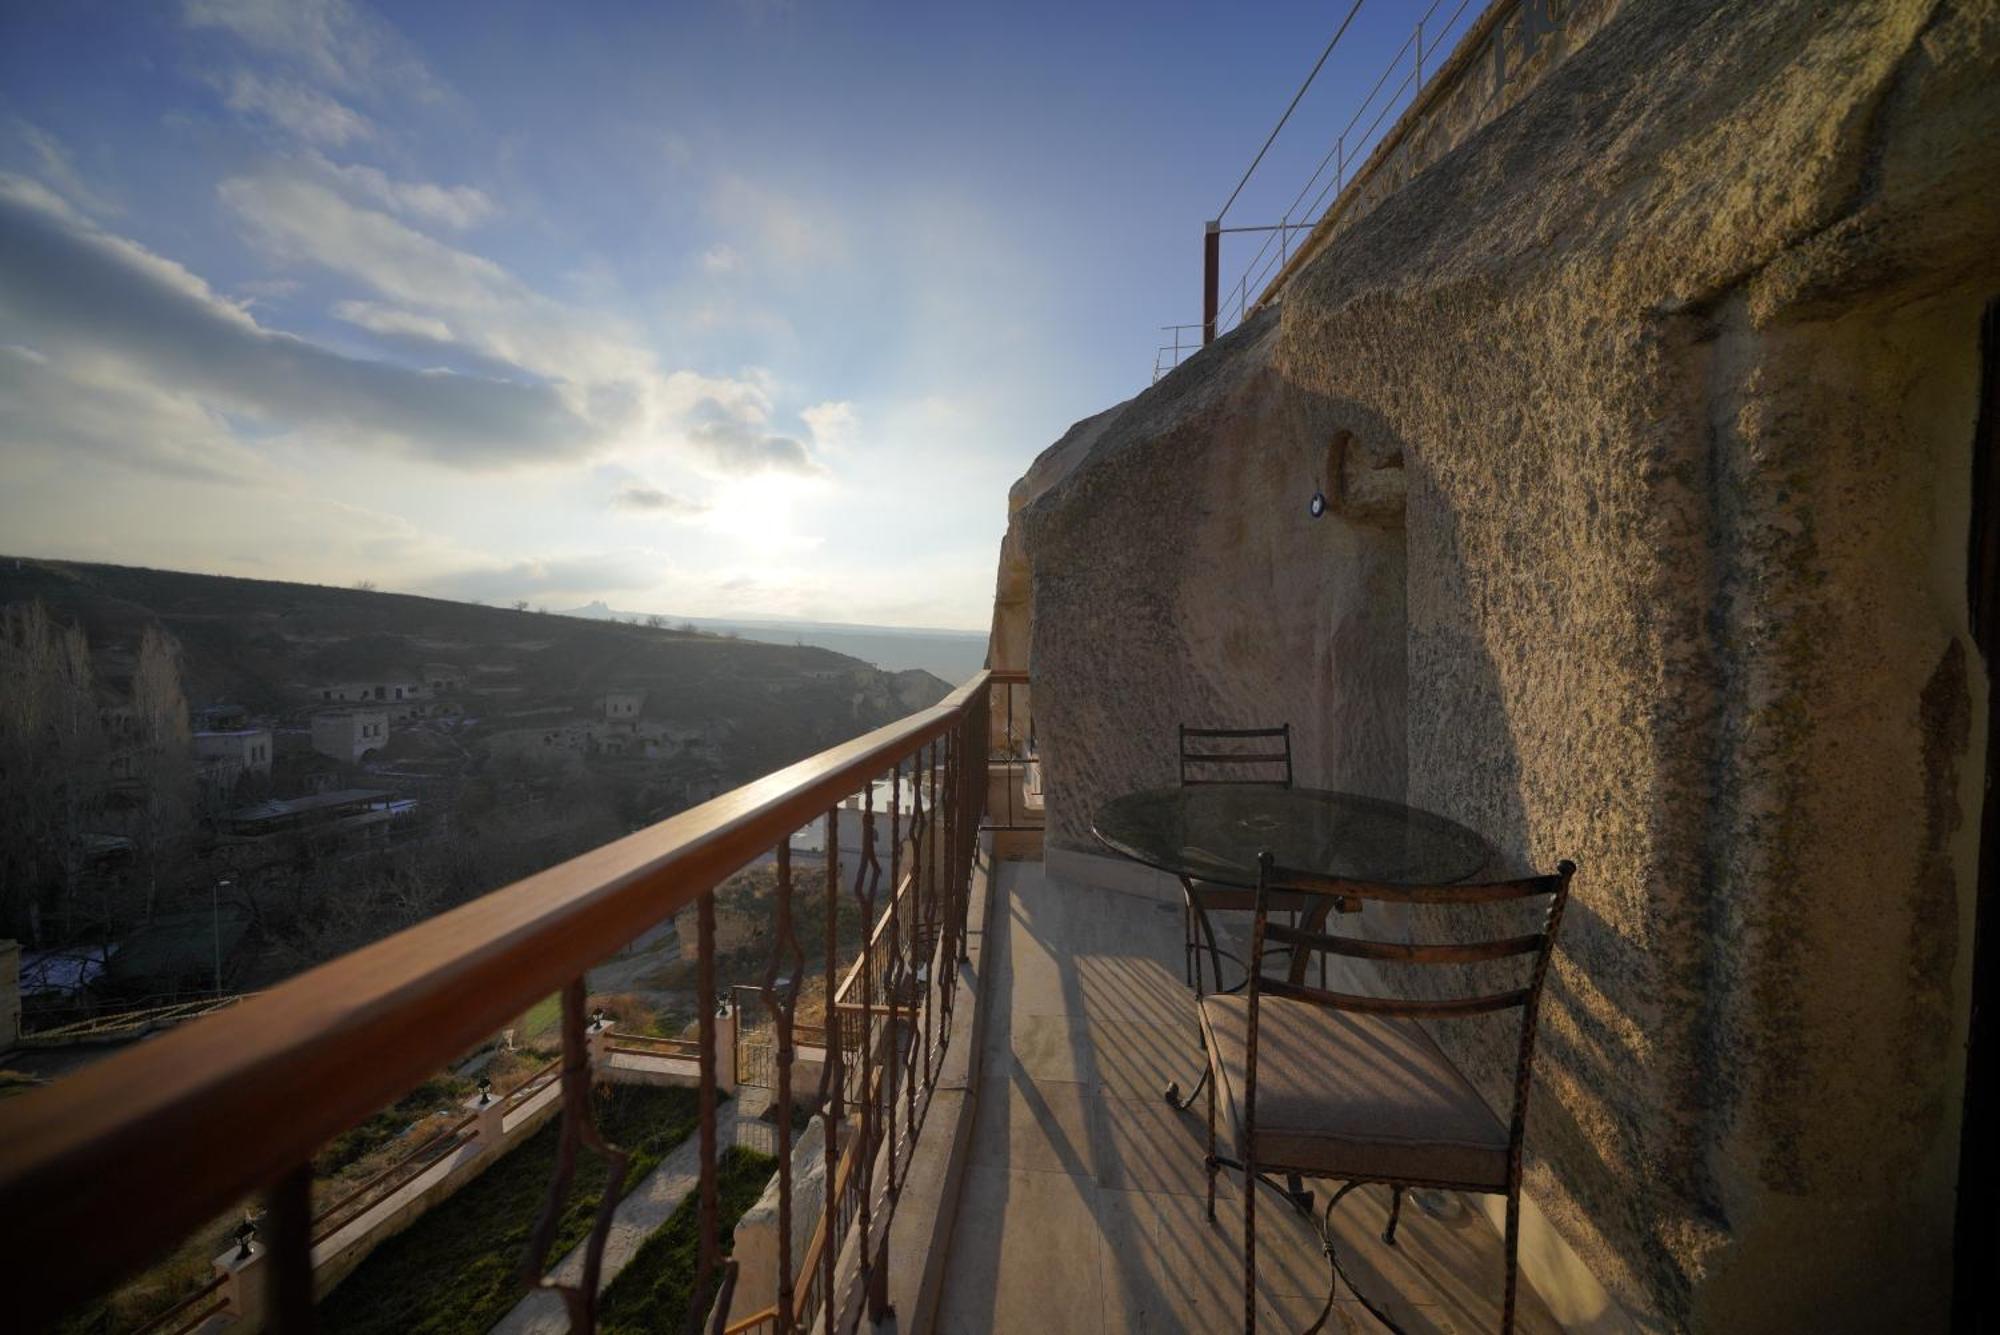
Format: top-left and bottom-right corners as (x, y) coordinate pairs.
(887, 765), (908, 1163)
(912, 747), (932, 1087)
(761, 841), (803, 1335)
(820, 804), (841, 1334)
(852, 781), (887, 1318)
(687, 886), (721, 1334)
(521, 979), (631, 1334)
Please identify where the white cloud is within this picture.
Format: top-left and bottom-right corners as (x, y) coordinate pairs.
(312, 154), (495, 229)
(332, 299), (453, 342)
(236, 276), (302, 302)
(0, 175), (598, 469)
(653, 371), (823, 478)
(700, 243), (743, 274)
(11, 120), (121, 216)
(222, 69), (374, 146)
(218, 171), (828, 479)
(183, 0), (445, 102)
(612, 483), (708, 517)
(221, 172), (647, 387)
(802, 400), (859, 454)
(0, 341), (267, 481)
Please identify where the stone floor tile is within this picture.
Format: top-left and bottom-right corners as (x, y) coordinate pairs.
(1092, 1090), (1218, 1199)
(1083, 1017), (1203, 1103)
(935, 1163), (1104, 1335)
(996, 1012), (1098, 1086)
(1073, 953), (1192, 1027)
(971, 1066), (1099, 1179)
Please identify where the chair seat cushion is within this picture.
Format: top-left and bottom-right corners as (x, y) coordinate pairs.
(1198, 993), (1510, 1190)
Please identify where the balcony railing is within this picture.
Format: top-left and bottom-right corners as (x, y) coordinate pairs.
(0, 668), (1027, 1334)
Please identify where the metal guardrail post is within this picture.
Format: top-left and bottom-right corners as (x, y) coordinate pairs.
(1203, 221), (1220, 344)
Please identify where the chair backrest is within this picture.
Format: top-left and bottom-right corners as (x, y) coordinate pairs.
(1178, 723), (1293, 788)
(1245, 852), (1574, 1175)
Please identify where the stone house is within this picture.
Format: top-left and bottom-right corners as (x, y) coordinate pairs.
(190, 728), (272, 794)
(601, 687), (646, 722)
(310, 709), (389, 764)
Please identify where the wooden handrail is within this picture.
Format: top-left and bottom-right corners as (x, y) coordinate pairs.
(0, 670), (997, 1327)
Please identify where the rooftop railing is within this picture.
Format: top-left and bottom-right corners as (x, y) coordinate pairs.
(1157, 0), (1507, 376)
(0, 668), (1026, 1334)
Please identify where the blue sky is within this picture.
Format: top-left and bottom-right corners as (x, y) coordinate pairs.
(0, 0), (1452, 630)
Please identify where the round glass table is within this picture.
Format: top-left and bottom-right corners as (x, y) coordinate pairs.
(1090, 784), (1489, 888)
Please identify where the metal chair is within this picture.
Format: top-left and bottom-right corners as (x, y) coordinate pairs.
(1175, 723), (1293, 998)
(1165, 725), (1325, 1114)
(1200, 852), (1574, 1333)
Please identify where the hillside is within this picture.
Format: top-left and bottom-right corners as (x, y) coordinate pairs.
(0, 557), (952, 784)
(558, 600), (987, 684)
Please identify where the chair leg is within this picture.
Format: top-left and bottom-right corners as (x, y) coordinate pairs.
(1382, 1185), (1405, 1246)
(1183, 900), (1195, 990)
(1503, 1187), (1520, 1335)
(1165, 1062), (1208, 1110)
(1243, 1148), (1258, 1333)
(1205, 1059), (1218, 1223)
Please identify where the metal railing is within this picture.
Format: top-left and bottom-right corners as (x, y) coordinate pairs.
(1159, 0), (1491, 375)
(0, 668), (1028, 1334)
(18, 991), (255, 1045)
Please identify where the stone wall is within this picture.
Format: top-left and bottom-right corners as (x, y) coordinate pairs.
(993, 1), (2000, 1328)
(1267, 0), (1624, 307)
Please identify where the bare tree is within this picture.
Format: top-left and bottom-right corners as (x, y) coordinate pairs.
(644, 614), (666, 629)
(352, 579), (379, 592)
(128, 625), (194, 922)
(0, 603), (107, 943)
(511, 599), (530, 612)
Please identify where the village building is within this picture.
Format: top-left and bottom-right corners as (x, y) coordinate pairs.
(314, 680), (429, 706)
(422, 665), (466, 693)
(190, 728), (272, 791)
(601, 687), (645, 722)
(309, 709), (389, 764)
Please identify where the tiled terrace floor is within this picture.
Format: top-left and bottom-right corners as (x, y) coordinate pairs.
(936, 859), (1560, 1334)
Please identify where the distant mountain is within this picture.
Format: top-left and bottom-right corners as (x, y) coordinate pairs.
(558, 601), (988, 685)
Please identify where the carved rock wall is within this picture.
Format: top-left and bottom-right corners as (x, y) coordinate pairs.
(995, 0), (2000, 1328)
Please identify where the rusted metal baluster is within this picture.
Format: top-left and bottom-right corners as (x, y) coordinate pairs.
(820, 806), (841, 1334)
(853, 781), (888, 1319)
(266, 1162), (314, 1332)
(887, 764), (909, 1160)
(899, 762), (920, 1141)
(762, 842), (803, 1335)
(688, 887), (722, 1333)
(522, 980), (630, 1334)
(934, 732), (955, 1060)
(915, 741), (934, 1086)
(941, 728), (961, 1013)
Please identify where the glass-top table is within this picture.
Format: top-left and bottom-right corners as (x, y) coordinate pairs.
(1091, 784), (1490, 889)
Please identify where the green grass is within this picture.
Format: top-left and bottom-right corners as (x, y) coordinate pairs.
(318, 1084), (707, 1335)
(514, 992), (563, 1047)
(314, 1076), (471, 1177)
(597, 1146), (778, 1334)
